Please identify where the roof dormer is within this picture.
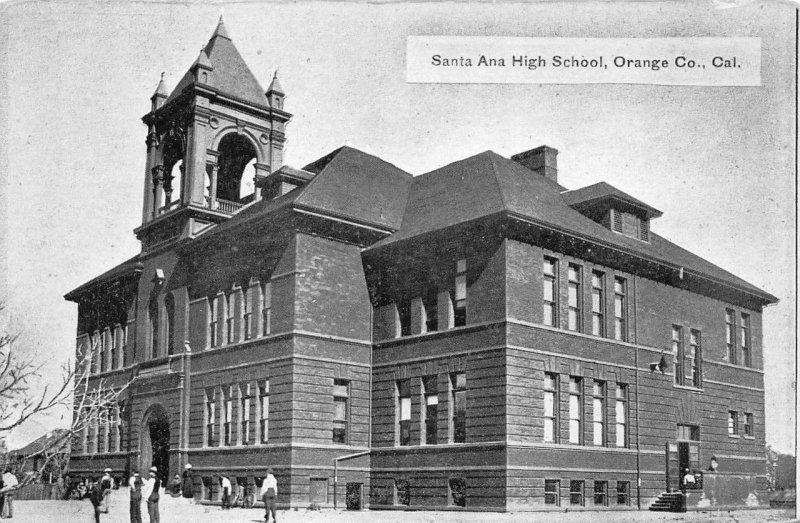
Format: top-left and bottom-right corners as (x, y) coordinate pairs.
(561, 182), (661, 242)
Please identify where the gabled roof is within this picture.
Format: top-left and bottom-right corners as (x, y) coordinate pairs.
(163, 17), (269, 110)
(367, 150), (776, 303)
(294, 146), (413, 230)
(562, 181), (663, 218)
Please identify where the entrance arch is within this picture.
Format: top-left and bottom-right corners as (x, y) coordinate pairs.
(140, 404), (170, 483)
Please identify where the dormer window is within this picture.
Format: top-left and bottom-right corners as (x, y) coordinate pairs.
(611, 209), (650, 242)
(562, 182), (660, 243)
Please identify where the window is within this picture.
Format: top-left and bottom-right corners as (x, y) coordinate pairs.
(149, 300), (159, 358)
(613, 277), (627, 341)
(240, 383), (252, 444)
(569, 480), (584, 506)
(165, 294), (175, 355)
(689, 329), (702, 387)
(616, 481), (630, 505)
(621, 212), (640, 239)
(397, 380), (411, 446)
(592, 380), (605, 446)
(726, 309), (736, 364)
(728, 410), (738, 436)
(394, 479), (410, 506)
(114, 403), (123, 452)
(121, 324), (129, 367)
(209, 295), (219, 348)
(568, 377), (582, 444)
(740, 313), (751, 367)
(259, 380), (269, 443)
(423, 289), (438, 333)
(224, 386), (234, 445)
(398, 300), (411, 337)
(677, 423), (700, 441)
(454, 259), (467, 327)
(744, 413), (754, 437)
(448, 478), (466, 507)
(205, 388), (216, 447)
(451, 372), (466, 443)
(672, 325), (684, 385)
(243, 286), (253, 340)
(615, 384), (628, 447)
(567, 264), (582, 331)
(110, 326), (118, 371)
(543, 373), (558, 443)
(593, 481), (608, 506)
(333, 379), (349, 443)
(544, 479), (560, 506)
(90, 332), (99, 374)
(423, 376), (438, 445)
(543, 258), (557, 327)
(591, 272), (604, 336)
(262, 282), (272, 336)
(226, 293), (235, 345)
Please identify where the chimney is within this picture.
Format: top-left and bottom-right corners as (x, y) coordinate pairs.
(511, 145), (558, 183)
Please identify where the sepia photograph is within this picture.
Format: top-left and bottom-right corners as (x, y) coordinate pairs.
(0, 1), (796, 521)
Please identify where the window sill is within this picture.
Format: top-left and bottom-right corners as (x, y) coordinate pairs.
(743, 435), (755, 440)
(728, 434), (741, 439)
(673, 384), (704, 393)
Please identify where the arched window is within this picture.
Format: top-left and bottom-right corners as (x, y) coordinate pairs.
(149, 298), (159, 359)
(163, 160), (183, 208)
(240, 158), (257, 200)
(165, 293), (175, 355)
(216, 134), (257, 203)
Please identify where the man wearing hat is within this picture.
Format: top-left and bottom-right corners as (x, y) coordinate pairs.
(181, 464), (194, 501)
(260, 469), (278, 523)
(99, 468), (114, 514)
(142, 466), (160, 523)
(128, 471), (143, 523)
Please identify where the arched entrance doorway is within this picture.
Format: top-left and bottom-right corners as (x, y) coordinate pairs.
(140, 404), (170, 483)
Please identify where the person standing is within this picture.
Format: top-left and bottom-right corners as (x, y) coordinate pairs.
(260, 469), (277, 523)
(181, 464), (194, 502)
(142, 467), (160, 523)
(1, 468), (18, 519)
(220, 475), (232, 510)
(128, 471), (143, 523)
(89, 479), (103, 523)
(99, 468), (114, 514)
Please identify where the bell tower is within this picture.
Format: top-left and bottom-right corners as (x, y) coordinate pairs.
(136, 17), (292, 251)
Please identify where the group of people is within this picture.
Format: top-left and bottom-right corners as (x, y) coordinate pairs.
(88, 463), (277, 522)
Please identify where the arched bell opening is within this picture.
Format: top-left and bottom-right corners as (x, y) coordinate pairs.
(216, 133), (258, 206)
(162, 160), (183, 209)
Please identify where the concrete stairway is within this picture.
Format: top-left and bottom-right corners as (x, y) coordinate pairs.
(648, 492), (685, 512)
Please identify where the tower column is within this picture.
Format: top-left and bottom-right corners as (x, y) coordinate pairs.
(208, 162), (219, 209)
(151, 165), (165, 218)
(185, 106), (210, 206)
(142, 129), (159, 223)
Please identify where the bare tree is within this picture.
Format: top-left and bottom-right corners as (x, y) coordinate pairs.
(0, 313), (130, 487)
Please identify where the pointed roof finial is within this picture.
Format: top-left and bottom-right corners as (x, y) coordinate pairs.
(213, 14), (230, 40)
(267, 69), (284, 95)
(153, 72), (169, 98)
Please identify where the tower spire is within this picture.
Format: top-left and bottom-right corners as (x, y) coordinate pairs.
(266, 69), (284, 95)
(150, 72), (169, 111)
(212, 15), (230, 40)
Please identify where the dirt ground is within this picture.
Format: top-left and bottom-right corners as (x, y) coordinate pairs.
(4, 493), (797, 523)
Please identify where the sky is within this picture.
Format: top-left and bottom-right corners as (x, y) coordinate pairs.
(0, 1), (796, 454)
